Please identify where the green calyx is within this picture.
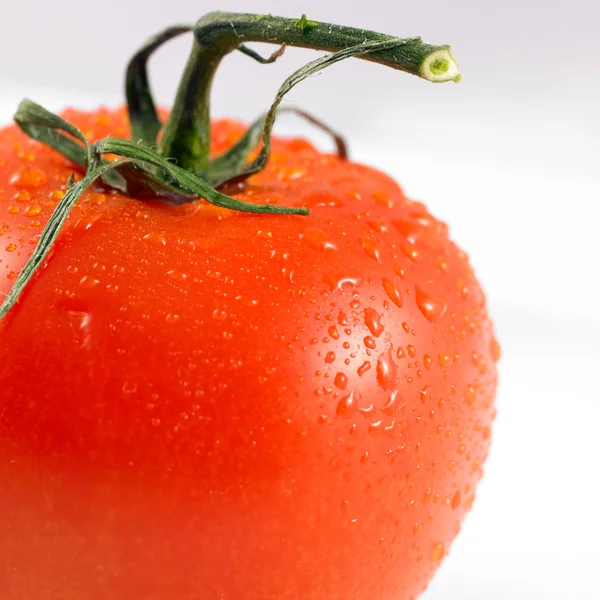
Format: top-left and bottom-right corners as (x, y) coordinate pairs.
(1, 11), (461, 320)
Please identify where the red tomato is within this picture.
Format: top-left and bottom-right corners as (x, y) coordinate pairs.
(0, 108), (498, 600)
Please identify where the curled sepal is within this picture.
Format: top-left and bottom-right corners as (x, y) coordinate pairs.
(204, 107), (347, 187)
(95, 137), (309, 215)
(125, 24), (193, 146)
(15, 99), (195, 202)
(0, 161), (128, 319)
(229, 38), (427, 183)
(14, 99), (96, 169)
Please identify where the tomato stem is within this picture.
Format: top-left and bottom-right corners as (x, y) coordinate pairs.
(157, 11), (460, 174)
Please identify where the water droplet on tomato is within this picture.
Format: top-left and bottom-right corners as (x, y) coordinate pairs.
(407, 344), (417, 358)
(303, 227), (337, 251)
(13, 190), (31, 203)
(438, 353), (452, 368)
(361, 238), (381, 262)
(377, 348), (398, 390)
(368, 420), (383, 434)
(415, 287), (447, 322)
(367, 219), (388, 233)
(452, 492), (461, 509)
(336, 392), (357, 418)
(10, 168), (47, 189)
(79, 275), (100, 289)
(364, 307), (384, 337)
(436, 257), (448, 273)
(334, 372), (348, 389)
(381, 390), (400, 415)
(5, 243), (17, 252)
(491, 336), (502, 362)
(325, 273), (360, 292)
(328, 325), (340, 340)
(431, 543), (445, 562)
(357, 361), (371, 377)
(325, 351), (336, 364)
(24, 205), (42, 217)
(465, 385), (476, 406)
(122, 381), (138, 395)
(401, 243), (419, 262)
(143, 231), (167, 246)
(419, 385), (431, 404)
(167, 269), (188, 281)
(382, 277), (403, 308)
(364, 336), (376, 350)
(212, 309), (227, 320)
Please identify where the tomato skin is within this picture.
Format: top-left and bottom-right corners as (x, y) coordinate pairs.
(0, 108), (497, 600)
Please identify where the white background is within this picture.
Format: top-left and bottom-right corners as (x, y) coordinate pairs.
(1, 1), (599, 598)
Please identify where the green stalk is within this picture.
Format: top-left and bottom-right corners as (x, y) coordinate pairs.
(159, 11), (459, 173)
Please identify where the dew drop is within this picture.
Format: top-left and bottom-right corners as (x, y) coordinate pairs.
(491, 336), (502, 362)
(325, 351), (336, 364)
(364, 336), (376, 350)
(465, 385), (476, 406)
(438, 353), (452, 368)
(357, 361), (371, 377)
(377, 348), (398, 390)
(334, 372), (348, 389)
(328, 325), (340, 340)
(401, 243), (419, 262)
(336, 392), (357, 418)
(419, 385), (431, 404)
(367, 220), (388, 233)
(303, 227), (338, 251)
(407, 344), (417, 358)
(368, 420), (383, 434)
(381, 390), (400, 415)
(361, 238), (381, 262)
(415, 287), (447, 323)
(452, 492), (462, 510)
(167, 269), (188, 282)
(364, 307), (384, 337)
(382, 277), (403, 308)
(143, 231), (167, 246)
(358, 404), (375, 419)
(5, 243), (17, 252)
(432, 543), (445, 562)
(325, 273), (360, 292)
(10, 168), (47, 189)
(13, 190), (31, 203)
(372, 190), (393, 207)
(436, 257), (448, 273)
(24, 205), (42, 217)
(79, 275), (100, 288)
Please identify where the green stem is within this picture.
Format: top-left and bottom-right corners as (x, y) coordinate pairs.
(159, 11), (459, 173)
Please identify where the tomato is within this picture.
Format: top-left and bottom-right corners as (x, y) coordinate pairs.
(0, 107), (498, 600)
